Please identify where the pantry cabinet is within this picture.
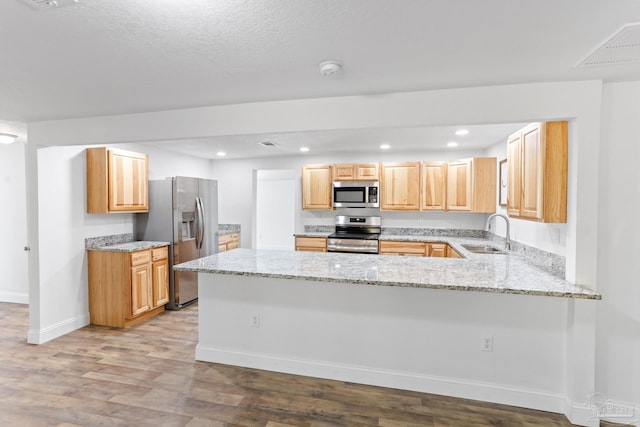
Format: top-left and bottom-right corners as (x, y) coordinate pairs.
(507, 122), (567, 223)
(380, 162), (420, 210)
(302, 165), (333, 210)
(86, 147), (149, 214)
(446, 157), (496, 213)
(88, 245), (169, 328)
(421, 161), (447, 210)
(332, 163), (379, 181)
(295, 236), (327, 252)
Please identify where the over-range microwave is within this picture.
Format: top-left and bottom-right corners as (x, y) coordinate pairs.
(332, 181), (379, 208)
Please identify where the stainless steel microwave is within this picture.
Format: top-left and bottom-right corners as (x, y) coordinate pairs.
(332, 181), (379, 208)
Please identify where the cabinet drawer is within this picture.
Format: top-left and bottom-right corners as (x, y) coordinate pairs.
(295, 237), (327, 250)
(379, 241), (427, 255)
(130, 250), (151, 266)
(151, 246), (168, 261)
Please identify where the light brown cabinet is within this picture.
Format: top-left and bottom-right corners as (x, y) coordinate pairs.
(333, 163), (379, 181)
(86, 147), (149, 214)
(421, 161), (447, 210)
(295, 236), (327, 252)
(446, 157), (496, 213)
(380, 162), (421, 210)
(507, 122), (568, 223)
(379, 240), (427, 256)
(218, 232), (240, 253)
(379, 240), (461, 258)
(302, 165), (333, 210)
(88, 245), (168, 327)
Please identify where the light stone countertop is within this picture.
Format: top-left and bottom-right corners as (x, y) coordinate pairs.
(174, 244), (601, 300)
(88, 241), (170, 252)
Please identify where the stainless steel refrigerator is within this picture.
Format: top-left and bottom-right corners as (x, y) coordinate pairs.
(135, 177), (218, 310)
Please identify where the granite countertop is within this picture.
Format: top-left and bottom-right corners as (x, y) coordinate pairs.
(174, 242), (601, 300)
(88, 241), (170, 252)
(294, 232), (332, 238)
(219, 224), (241, 236)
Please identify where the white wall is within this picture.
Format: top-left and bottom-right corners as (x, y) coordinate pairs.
(31, 144), (211, 343)
(255, 170), (296, 250)
(596, 81), (640, 419)
(0, 141), (28, 303)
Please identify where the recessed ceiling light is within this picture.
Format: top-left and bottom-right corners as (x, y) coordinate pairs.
(455, 129), (469, 136)
(216, 151), (226, 157)
(380, 144), (390, 150)
(300, 147), (310, 152)
(447, 142), (458, 148)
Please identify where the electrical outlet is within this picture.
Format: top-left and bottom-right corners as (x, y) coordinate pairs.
(481, 335), (493, 352)
(251, 314), (260, 328)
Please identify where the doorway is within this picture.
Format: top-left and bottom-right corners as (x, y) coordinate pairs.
(255, 170), (296, 250)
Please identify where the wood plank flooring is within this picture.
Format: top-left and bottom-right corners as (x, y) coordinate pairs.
(0, 302), (629, 427)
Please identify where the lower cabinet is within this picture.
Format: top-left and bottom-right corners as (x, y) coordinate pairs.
(218, 232), (240, 252)
(88, 245), (169, 327)
(295, 236), (327, 252)
(379, 240), (462, 258)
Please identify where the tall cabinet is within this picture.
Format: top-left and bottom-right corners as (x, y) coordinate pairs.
(507, 122), (568, 223)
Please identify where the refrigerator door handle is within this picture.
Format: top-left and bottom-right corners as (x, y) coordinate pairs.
(196, 196), (205, 250)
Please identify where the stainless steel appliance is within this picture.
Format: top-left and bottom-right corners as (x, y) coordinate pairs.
(332, 181), (379, 208)
(135, 177), (218, 310)
(327, 215), (381, 254)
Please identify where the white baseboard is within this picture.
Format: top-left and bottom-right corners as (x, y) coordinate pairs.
(0, 291), (28, 304)
(27, 312), (90, 344)
(196, 345), (567, 417)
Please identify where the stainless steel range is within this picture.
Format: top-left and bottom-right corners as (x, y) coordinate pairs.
(327, 215), (381, 254)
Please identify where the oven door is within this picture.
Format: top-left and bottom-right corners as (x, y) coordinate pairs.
(327, 238), (379, 254)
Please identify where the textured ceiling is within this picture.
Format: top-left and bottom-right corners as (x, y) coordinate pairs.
(2, 0), (640, 157)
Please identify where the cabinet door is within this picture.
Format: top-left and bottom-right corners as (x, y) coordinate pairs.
(380, 162), (420, 210)
(130, 263), (152, 317)
(507, 132), (522, 217)
(333, 164), (356, 181)
(446, 159), (472, 211)
(421, 162), (447, 210)
(428, 243), (447, 258)
(302, 165), (332, 210)
(355, 163), (379, 181)
(152, 259), (169, 307)
(520, 124), (544, 220)
(295, 236), (327, 252)
(108, 150), (149, 212)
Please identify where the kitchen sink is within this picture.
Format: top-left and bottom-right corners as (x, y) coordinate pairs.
(461, 244), (506, 255)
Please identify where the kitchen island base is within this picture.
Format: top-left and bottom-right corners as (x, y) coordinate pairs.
(196, 273), (598, 427)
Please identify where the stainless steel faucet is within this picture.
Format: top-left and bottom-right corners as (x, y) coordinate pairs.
(485, 213), (511, 250)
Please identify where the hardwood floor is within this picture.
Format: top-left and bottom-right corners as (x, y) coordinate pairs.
(0, 302), (629, 427)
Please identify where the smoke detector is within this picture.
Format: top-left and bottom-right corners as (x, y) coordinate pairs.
(319, 60), (343, 76)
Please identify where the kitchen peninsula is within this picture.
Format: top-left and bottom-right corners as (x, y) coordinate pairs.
(175, 244), (600, 425)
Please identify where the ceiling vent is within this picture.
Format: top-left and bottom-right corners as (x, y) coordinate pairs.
(577, 23), (640, 67)
(18, 0), (79, 10)
(258, 141), (279, 147)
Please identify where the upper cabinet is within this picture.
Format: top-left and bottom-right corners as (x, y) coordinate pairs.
(507, 122), (567, 223)
(302, 164), (333, 210)
(380, 162), (420, 210)
(421, 161), (447, 210)
(332, 163), (379, 181)
(86, 147), (149, 214)
(446, 158), (496, 213)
